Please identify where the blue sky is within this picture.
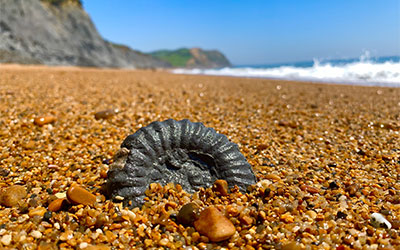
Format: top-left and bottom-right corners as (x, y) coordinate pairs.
(83, 1), (400, 65)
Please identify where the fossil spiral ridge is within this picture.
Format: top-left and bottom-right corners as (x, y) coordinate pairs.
(106, 119), (256, 207)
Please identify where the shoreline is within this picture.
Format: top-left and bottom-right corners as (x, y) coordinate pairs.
(0, 65), (399, 248)
(1, 63), (399, 89)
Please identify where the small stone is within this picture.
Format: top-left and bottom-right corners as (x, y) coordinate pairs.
(43, 211), (52, 221)
(28, 206), (47, 217)
(280, 213), (294, 223)
(23, 141), (35, 149)
(30, 230), (42, 239)
(0, 185), (27, 207)
(391, 219), (400, 230)
(60, 231), (73, 241)
(345, 184), (358, 196)
(66, 185), (96, 206)
(177, 202), (200, 226)
(300, 184), (319, 194)
(158, 238), (169, 246)
(265, 173), (281, 181)
(84, 245), (110, 250)
(306, 210), (317, 219)
(0, 234), (11, 246)
(48, 164), (60, 169)
(144, 239), (153, 247)
(48, 198), (68, 212)
(328, 181), (339, 189)
(38, 242), (56, 250)
(0, 168), (9, 177)
(100, 169), (108, 178)
(54, 192), (67, 199)
(79, 242), (88, 249)
(194, 206), (236, 242)
(281, 241), (302, 250)
(239, 215), (253, 225)
(337, 211), (347, 219)
(212, 179), (229, 196)
(370, 212), (391, 229)
(121, 209), (136, 222)
(94, 109), (117, 120)
(34, 116), (56, 126)
(256, 144), (269, 150)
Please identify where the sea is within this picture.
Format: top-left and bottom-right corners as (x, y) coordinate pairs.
(172, 53), (400, 87)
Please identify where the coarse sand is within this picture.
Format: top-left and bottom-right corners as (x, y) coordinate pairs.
(0, 65), (399, 249)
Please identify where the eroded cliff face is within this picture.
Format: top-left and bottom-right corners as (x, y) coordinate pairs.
(187, 48), (231, 68)
(0, 0), (169, 68)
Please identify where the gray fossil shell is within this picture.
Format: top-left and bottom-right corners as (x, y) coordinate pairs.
(106, 119), (256, 207)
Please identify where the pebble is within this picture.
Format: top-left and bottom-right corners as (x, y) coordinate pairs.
(54, 192), (67, 199)
(66, 185), (96, 206)
(345, 183), (358, 196)
(1, 234), (11, 246)
(370, 212), (392, 229)
(79, 242), (88, 249)
(194, 206), (236, 242)
(0, 168), (9, 177)
(43, 211), (52, 221)
(94, 109), (118, 120)
(391, 219), (400, 230)
(48, 198), (68, 212)
(239, 215), (253, 225)
(177, 202), (200, 226)
(28, 206), (47, 217)
(265, 173), (281, 181)
(84, 245), (110, 250)
(212, 179), (229, 196)
(281, 241), (303, 250)
(337, 211), (347, 219)
(30, 230), (42, 239)
(300, 184), (319, 194)
(33, 116), (56, 126)
(0, 185), (27, 207)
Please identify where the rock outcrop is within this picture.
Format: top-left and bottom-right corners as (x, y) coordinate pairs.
(150, 48), (232, 68)
(0, 0), (169, 68)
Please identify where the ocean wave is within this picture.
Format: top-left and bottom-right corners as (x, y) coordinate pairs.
(172, 55), (400, 87)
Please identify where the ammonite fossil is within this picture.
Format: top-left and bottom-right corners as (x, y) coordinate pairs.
(106, 119), (256, 207)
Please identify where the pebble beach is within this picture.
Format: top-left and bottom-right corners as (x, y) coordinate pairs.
(0, 64), (399, 249)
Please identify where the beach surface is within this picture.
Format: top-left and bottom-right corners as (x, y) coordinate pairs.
(0, 65), (399, 249)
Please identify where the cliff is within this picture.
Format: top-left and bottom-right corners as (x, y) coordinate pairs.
(150, 48), (231, 68)
(0, 0), (169, 68)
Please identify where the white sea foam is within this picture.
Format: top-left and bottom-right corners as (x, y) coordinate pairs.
(172, 56), (400, 87)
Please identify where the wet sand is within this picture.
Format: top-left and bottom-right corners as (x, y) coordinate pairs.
(0, 65), (399, 249)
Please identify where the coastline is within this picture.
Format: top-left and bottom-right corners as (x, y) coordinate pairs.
(0, 65), (399, 248)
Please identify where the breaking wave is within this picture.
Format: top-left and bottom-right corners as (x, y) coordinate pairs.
(172, 53), (400, 87)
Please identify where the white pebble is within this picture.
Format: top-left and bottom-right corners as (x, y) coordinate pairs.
(370, 212), (391, 229)
(0, 234), (11, 245)
(121, 209), (136, 221)
(79, 242), (88, 249)
(55, 192), (67, 199)
(256, 179), (272, 189)
(30, 230), (42, 239)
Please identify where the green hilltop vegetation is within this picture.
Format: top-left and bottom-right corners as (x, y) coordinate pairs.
(150, 49), (192, 67)
(150, 48), (231, 68)
(40, 0), (82, 7)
